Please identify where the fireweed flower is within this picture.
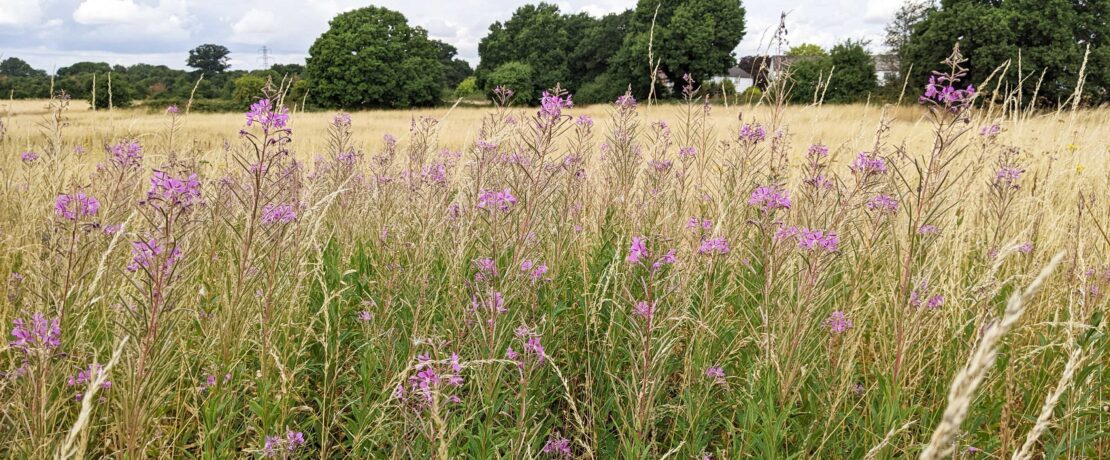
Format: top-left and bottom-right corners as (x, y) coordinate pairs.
(651, 249), (677, 271)
(542, 432), (572, 458)
(739, 123), (766, 143)
(21, 151), (39, 163)
(332, 112), (352, 127)
(245, 98), (290, 130)
(686, 217), (713, 231)
(575, 115), (593, 128)
(1017, 242), (1034, 254)
(705, 366), (726, 384)
(474, 258), (498, 282)
(797, 228), (839, 252)
(54, 192), (100, 220)
(698, 237), (730, 256)
(470, 291), (507, 327)
(520, 260), (549, 283)
(866, 194), (899, 215)
(994, 166), (1024, 189)
(918, 225), (940, 236)
(166, 105), (180, 114)
(632, 300), (655, 322)
(773, 225), (800, 244)
(260, 203), (297, 225)
(262, 429), (306, 458)
(66, 363), (112, 402)
(748, 185), (792, 213)
(127, 238), (181, 275)
(538, 91), (573, 120)
(614, 93), (637, 110)
(678, 146), (697, 159)
(909, 282), (945, 309)
(980, 124), (1001, 138)
(920, 74), (975, 108)
(825, 310), (852, 334)
(146, 170), (201, 209)
(808, 143), (829, 158)
(107, 139), (143, 168)
(850, 152), (887, 176)
(476, 188), (518, 212)
(10, 313), (62, 354)
(627, 236), (649, 264)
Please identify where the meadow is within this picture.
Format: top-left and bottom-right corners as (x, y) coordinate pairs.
(0, 61), (1108, 459)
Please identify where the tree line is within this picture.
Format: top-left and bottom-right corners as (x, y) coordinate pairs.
(1, 0), (1107, 110)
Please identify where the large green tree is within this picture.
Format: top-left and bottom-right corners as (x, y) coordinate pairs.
(476, 3), (576, 99)
(187, 44), (232, 75)
(435, 41), (475, 89)
(902, 0), (1110, 105)
(307, 6), (445, 108)
(608, 0), (746, 98)
(788, 41), (877, 104)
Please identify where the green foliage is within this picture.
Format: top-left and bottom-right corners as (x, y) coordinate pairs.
(232, 75), (267, 106)
(0, 57), (44, 78)
(485, 61), (535, 103)
(787, 43), (826, 58)
(738, 85), (762, 102)
(575, 71), (629, 104)
(435, 41), (475, 89)
(187, 44), (232, 75)
(902, 0), (1110, 105)
(453, 76), (480, 99)
(476, 3), (573, 98)
(788, 40), (877, 104)
(306, 6), (445, 108)
(608, 0), (747, 99)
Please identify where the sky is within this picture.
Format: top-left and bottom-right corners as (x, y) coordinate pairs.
(0, 0), (904, 73)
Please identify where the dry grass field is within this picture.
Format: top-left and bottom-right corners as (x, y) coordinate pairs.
(0, 77), (1107, 459)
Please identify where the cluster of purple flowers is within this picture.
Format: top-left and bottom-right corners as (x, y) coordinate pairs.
(994, 166), (1024, 189)
(808, 144), (829, 158)
(245, 99), (290, 131)
(21, 151), (39, 163)
(686, 217), (713, 232)
(395, 353), (465, 408)
(920, 75), (976, 108)
(775, 226), (839, 253)
(146, 170), (202, 209)
(469, 291), (506, 328)
(474, 258), (498, 282)
(10, 313), (62, 354)
(55, 192), (100, 220)
(614, 93), (637, 110)
(332, 112), (352, 128)
(508, 326), (547, 366)
(538, 91), (573, 120)
(542, 433), (573, 458)
(979, 124), (1001, 138)
(627, 236), (649, 265)
(739, 123), (766, 143)
(199, 372), (232, 392)
(748, 186), (792, 213)
(678, 146), (697, 159)
(909, 282), (945, 309)
(632, 300), (655, 323)
(698, 237), (730, 256)
(850, 153), (888, 176)
(704, 366), (726, 384)
(824, 310), (852, 334)
(127, 238), (182, 275)
(66, 363), (112, 402)
(866, 194), (899, 215)
(520, 260), (550, 283)
(107, 139), (143, 168)
(477, 188), (518, 213)
(260, 203), (297, 226)
(262, 429), (306, 458)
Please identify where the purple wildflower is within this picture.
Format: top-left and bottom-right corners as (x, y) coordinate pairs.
(127, 238), (181, 275)
(632, 300), (655, 322)
(850, 153), (887, 176)
(678, 146), (697, 159)
(705, 366), (726, 384)
(748, 185), (792, 213)
(146, 170), (201, 209)
(542, 433), (572, 458)
(627, 236), (648, 264)
(54, 192), (100, 220)
(21, 151), (39, 163)
(260, 203), (297, 225)
(652, 249), (677, 271)
(825, 310), (852, 334)
(797, 228), (839, 252)
(739, 123), (766, 143)
(166, 105), (179, 114)
(1017, 242), (1033, 254)
(866, 194), (899, 215)
(477, 188), (518, 212)
(107, 139), (143, 168)
(698, 237), (730, 256)
(614, 93), (637, 110)
(807, 144), (829, 158)
(10, 313), (62, 354)
(245, 98), (289, 130)
(575, 115), (593, 128)
(538, 91), (573, 120)
(994, 166), (1024, 189)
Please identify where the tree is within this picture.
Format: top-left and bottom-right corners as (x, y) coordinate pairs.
(454, 76), (479, 98)
(901, 0), (1110, 105)
(233, 75), (267, 106)
(485, 61), (535, 103)
(825, 40), (878, 103)
(608, 0), (746, 99)
(0, 57), (44, 78)
(187, 44), (231, 75)
(885, 0), (933, 63)
(787, 43), (826, 58)
(434, 41), (474, 89)
(306, 6), (444, 108)
(476, 3), (576, 99)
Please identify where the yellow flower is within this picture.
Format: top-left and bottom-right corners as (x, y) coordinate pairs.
(1067, 143), (1079, 153)
(1076, 164), (1085, 175)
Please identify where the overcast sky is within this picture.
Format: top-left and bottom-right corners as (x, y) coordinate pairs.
(0, 0), (903, 72)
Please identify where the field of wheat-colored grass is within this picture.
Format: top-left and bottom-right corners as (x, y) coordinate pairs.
(0, 79), (1107, 459)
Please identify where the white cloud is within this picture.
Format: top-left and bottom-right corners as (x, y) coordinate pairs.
(0, 0), (45, 27)
(229, 8), (280, 45)
(72, 0), (190, 39)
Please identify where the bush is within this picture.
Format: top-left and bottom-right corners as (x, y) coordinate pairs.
(485, 61), (535, 104)
(232, 75), (267, 106)
(574, 72), (628, 105)
(453, 76), (479, 99)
